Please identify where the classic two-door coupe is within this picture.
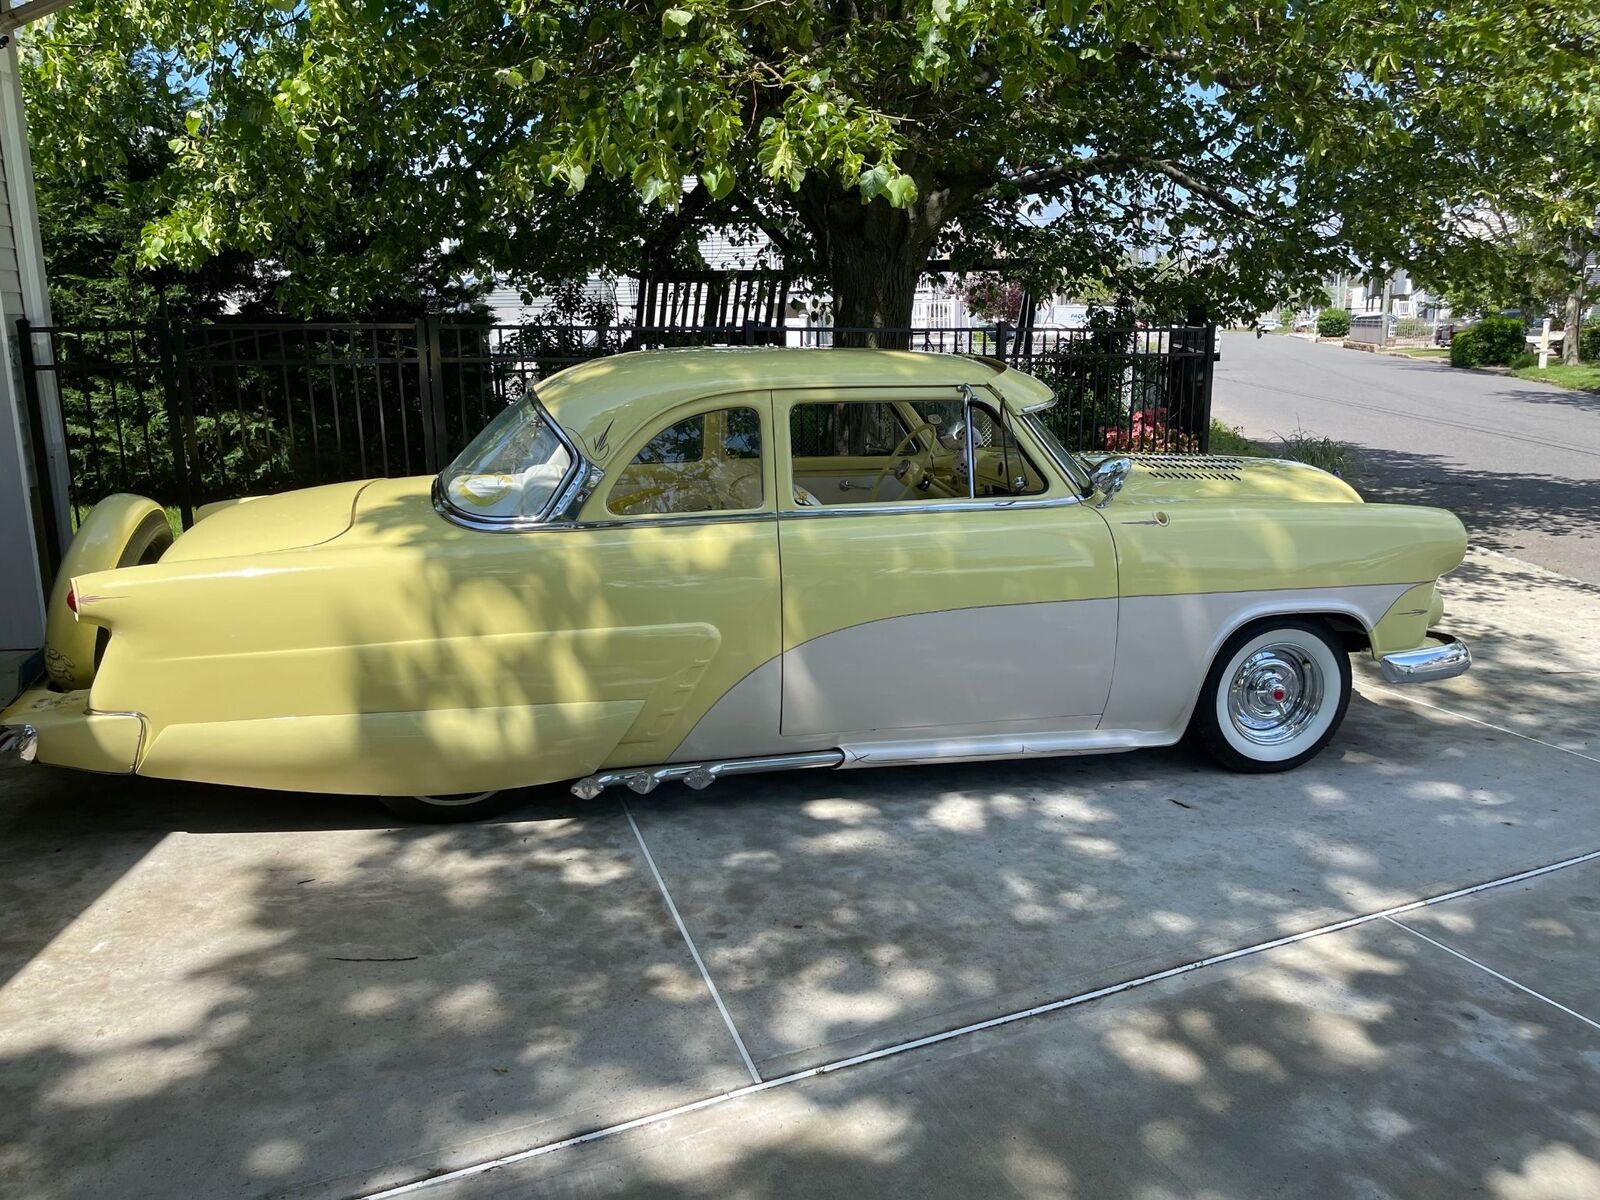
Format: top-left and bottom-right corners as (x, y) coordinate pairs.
(0, 348), (1470, 820)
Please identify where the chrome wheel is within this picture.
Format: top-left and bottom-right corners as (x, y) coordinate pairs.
(1226, 643), (1325, 746)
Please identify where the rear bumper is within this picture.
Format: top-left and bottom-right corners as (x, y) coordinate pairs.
(1378, 633), (1472, 684)
(0, 723), (36, 766)
(0, 688), (144, 773)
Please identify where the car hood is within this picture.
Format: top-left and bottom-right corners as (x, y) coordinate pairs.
(1084, 454), (1363, 505)
(161, 480), (374, 562)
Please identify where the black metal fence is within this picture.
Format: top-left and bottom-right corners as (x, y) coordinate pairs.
(18, 316), (1215, 565)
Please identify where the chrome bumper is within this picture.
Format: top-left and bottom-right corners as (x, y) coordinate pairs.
(0, 723), (38, 766)
(1379, 634), (1471, 684)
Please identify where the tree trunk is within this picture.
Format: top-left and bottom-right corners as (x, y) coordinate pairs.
(795, 166), (971, 348)
(1564, 233), (1586, 366)
(825, 233), (926, 345)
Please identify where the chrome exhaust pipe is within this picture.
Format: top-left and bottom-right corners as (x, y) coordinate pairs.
(571, 750), (844, 800)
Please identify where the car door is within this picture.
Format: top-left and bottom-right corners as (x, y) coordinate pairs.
(774, 385), (1119, 740)
(582, 391), (784, 764)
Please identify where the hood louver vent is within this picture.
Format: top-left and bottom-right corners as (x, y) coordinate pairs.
(1126, 454), (1247, 481)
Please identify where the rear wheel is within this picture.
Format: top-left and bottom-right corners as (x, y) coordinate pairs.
(378, 790), (517, 823)
(1190, 618), (1351, 773)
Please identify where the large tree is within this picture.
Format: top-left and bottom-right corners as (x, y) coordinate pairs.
(24, 0), (1600, 328)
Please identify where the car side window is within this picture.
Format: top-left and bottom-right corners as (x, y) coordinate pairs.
(786, 395), (1045, 506)
(969, 404), (1047, 497)
(608, 407), (764, 516)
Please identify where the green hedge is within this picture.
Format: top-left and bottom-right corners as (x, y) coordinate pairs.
(1316, 308), (1352, 338)
(1582, 321), (1600, 362)
(1450, 315), (1526, 368)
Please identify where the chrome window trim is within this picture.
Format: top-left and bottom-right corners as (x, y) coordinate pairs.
(1020, 409), (1095, 495)
(434, 395), (589, 531)
(433, 480), (776, 533)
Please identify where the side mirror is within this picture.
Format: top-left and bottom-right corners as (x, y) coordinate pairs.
(1089, 456), (1132, 508)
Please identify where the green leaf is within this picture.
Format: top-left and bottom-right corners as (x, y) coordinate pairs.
(883, 174), (917, 207)
(700, 163), (735, 200)
(662, 8), (693, 34)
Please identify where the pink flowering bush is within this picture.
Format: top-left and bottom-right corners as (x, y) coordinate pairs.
(1103, 407), (1199, 453)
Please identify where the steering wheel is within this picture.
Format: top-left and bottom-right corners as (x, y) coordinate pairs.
(867, 423), (942, 502)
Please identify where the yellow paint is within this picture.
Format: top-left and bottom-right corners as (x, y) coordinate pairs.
(63, 481), (778, 794)
(164, 480), (368, 561)
(1370, 582), (1445, 655)
(1, 348), (1471, 796)
(44, 493), (169, 689)
(3, 687), (144, 773)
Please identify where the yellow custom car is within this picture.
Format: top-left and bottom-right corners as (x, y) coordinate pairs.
(0, 348), (1470, 821)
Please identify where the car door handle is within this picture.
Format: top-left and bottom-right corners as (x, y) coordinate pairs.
(838, 480), (868, 492)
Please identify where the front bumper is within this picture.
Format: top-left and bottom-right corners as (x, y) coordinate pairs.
(1379, 633), (1472, 684)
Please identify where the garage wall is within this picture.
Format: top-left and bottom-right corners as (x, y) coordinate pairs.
(0, 40), (60, 659)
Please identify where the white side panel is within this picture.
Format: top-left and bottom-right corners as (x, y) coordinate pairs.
(669, 656), (784, 762)
(781, 599), (1118, 738)
(1103, 584), (1410, 735)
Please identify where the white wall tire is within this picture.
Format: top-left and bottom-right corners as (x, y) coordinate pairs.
(1190, 618), (1351, 773)
(378, 791), (514, 823)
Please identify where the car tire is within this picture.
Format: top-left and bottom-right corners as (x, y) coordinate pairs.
(378, 790), (518, 823)
(1190, 618), (1351, 773)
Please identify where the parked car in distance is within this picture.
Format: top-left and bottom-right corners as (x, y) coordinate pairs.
(0, 349), (1471, 821)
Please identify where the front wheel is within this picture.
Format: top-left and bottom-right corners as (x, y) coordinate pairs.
(1190, 618), (1351, 773)
(378, 790), (516, 823)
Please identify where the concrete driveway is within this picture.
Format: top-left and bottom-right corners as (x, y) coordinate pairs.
(2, 547), (1597, 1200)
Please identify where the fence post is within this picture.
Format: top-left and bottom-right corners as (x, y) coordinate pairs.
(994, 321), (1010, 362)
(416, 316), (448, 471)
(15, 318), (65, 572)
(157, 314), (198, 528)
(1199, 323), (1218, 452)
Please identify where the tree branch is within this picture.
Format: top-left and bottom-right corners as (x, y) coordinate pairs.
(1005, 153), (1138, 195)
(1149, 159), (1263, 221)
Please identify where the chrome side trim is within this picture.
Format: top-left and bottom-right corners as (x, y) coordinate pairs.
(0, 723), (38, 767)
(571, 750), (844, 799)
(777, 494), (1082, 519)
(1379, 633), (1472, 685)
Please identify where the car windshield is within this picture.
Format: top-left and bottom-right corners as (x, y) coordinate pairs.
(438, 396), (576, 521)
(1021, 406), (1094, 495)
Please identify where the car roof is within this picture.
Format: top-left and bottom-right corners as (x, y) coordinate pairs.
(536, 347), (1042, 465)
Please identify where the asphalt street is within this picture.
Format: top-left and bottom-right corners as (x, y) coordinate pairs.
(1212, 332), (1600, 584)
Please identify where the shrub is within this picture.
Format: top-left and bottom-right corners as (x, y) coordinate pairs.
(1103, 407), (1199, 454)
(1207, 421), (1261, 456)
(1509, 351), (1537, 370)
(1316, 308), (1351, 338)
(1268, 429), (1360, 480)
(1451, 314), (1525, 367)
(1581, 320), (1600, 362)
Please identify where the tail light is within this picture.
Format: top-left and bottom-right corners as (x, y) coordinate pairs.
(66, 586), (77, 615)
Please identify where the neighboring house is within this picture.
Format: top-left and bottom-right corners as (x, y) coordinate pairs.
(485, 229), (1091, 331)
(1325, 270), (1449, 321)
